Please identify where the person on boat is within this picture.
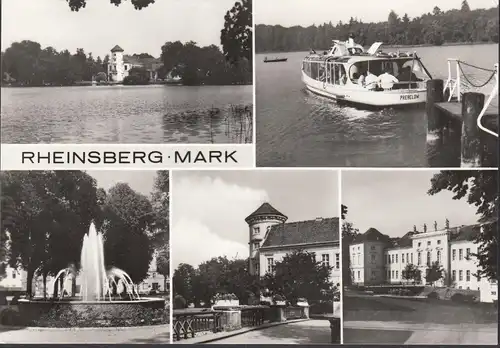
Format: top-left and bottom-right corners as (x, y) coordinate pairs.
(358, 73), (366, 86)
(377, 68), (399, 90)
(364, 70), (378, 90)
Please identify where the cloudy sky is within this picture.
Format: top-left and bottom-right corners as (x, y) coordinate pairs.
(86, 170), (157, 196)
(171, 170), (339, 270)
(342, 170), (485, 237)
(256, 0), (497, 26)
(2, 0), (236, 58)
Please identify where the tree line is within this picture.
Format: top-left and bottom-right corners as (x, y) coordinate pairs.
(173, 250), (336, 310)
(0, 171), (170, 297)
(255, 1), (499, 52)
(342, 170), (497, 288)
(2, 0), (252, 87)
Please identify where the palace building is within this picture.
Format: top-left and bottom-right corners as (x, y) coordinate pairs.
(246, 203), (340, 286)
(107, 45), (163, 82)
(349, 221), (498, 303)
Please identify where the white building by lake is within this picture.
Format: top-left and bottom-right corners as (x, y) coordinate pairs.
(107, 45), (163, 82)
(246, 203), (340, 287)
(349, 221), (498, 303)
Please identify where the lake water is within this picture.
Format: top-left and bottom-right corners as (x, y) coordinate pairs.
(1, 85), (253, 144)
(256, 44), (498, 167)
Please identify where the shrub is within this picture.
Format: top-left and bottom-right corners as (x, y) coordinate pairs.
(0, 293), (7, 305)
(173, 295), (187, 309)
(0, 308), (22, 326)
(427, 291), (439, 299)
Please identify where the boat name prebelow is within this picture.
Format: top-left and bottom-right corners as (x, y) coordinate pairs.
(400, 94), (420, 100)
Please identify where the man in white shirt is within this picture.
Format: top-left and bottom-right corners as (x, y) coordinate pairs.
(364, 70), (378, 90)
(378, 68), (399, 90)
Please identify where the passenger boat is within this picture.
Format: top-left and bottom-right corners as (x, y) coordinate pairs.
(264, 57), (288, 63)
(301, 37), (433, 106)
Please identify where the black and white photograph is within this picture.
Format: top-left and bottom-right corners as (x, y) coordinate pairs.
(255, 0), (498, 167)
(0, 170), (170, 344)
(171, 170), (341, 344)
(1, 0), (252, 144)
(341, 169), (498, 345)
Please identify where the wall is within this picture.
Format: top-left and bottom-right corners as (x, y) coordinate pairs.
(385, 247), (412, 284)
(449, 240), (481, 290)
(362, 241), (385, 284)
(0, 265), (25, 290)
(248, 218), (283, 275)
(350, 242), (365, 284)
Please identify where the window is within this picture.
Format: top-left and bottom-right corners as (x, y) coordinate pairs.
(387, 270), (390, 279)
(459, 249), (463, 261)
(357, 254), (360, 265)
(427, 251), (431, 266)
(357, 246), (360, 251)
(452, 249), (456, 261)
(335, 253), (340, 269)
(418, 242), (421, 247)
(253, 227), (260, 234)
(12, 271), (16, 279)
(437, 240), (441, 245)
(391, 270), (394, 279)
(427, 241), (431, 246)
(411, 253), (413, 264)
(371, 254), (376, 262)
(253, 242), (259, 250)
(395, 254), (398, 263)
(311, 252), (316, 261)
(391, 255), (394, 263)
(466, 248), (471, 259)
(402, 253), (405, 263)
(459, 270), (463, 281)
(452, 270), (456, 281)
(466, 270), (470, 281)
(267, 258), (274, 273)
(371, 246), (375, 250)
(418, 252), (421, 265)
(357, 271), (360, 280)
(125, 65), (128, 71)
(437, 250), (441, 264)
(396, 271), (399, 279)
(256, 263), (260, 274)
(322, 254), (330, 267)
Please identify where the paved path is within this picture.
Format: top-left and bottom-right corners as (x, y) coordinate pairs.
(0, 325), (170, 344)
(207, 320), (331, 345)
(344, 293), (498, 345)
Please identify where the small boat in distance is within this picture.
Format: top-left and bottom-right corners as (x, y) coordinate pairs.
(301, 36), (433, 107)
(264, 56), (288, 63)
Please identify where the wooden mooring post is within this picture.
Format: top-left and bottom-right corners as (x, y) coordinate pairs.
(461, 92), (485, 167)
(426, 79), (497, 167)
(425, 79), (445, 140)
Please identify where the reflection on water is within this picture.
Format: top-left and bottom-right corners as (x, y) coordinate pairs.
(256, 44), (498, 167)
(1, 85), (253, 144)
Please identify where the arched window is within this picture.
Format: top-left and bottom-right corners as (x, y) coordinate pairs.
(427, 251), (431, 266)
(437, 250), (441, 264)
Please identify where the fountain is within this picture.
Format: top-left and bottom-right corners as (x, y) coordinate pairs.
(17, 223), (166, 327)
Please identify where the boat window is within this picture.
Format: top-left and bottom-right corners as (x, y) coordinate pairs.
(333, 65), (347, 85)
(399, 60), (427, 81)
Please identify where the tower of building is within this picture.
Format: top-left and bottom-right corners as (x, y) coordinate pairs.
(245, 202), (288, 275)
(109, 45), (125, 81)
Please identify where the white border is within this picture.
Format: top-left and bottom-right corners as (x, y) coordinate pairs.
(169, 169), (174, 344)
(252, 0), (257, 168)
(338, 169), (344, 344)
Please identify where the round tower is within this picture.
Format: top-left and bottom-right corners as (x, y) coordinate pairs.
(245, 202), (287, 276)
(110, 45), (125, 81)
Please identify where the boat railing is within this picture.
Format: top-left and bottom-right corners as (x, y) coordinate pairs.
(444, 59), (498, 138)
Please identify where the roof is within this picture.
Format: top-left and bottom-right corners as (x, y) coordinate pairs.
(245, 203), (287, 223)
(388, 231), (416, 248)
(261, 217), (339, 248)
(110, 45), (125, 52)
(449, 224), (482, 242)
(352, 228), (391, 244)
(122, 55), (162, 70)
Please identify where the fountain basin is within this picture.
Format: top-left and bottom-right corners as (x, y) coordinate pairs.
(17, 297), (166, 327)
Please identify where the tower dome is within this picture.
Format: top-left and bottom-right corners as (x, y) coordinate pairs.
(246, 203), (287, 275)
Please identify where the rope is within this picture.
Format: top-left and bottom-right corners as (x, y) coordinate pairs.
(458, 62), (497, 88)
(458, 60), (496, 73)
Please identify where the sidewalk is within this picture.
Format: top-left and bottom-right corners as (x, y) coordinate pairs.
(175, 319), (308, 344)
(344, 320), (498, 345)
(0, 324), (170, 344)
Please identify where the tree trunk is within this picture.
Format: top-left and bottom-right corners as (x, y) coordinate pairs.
(26, 266), (34, 299)
(72, 277), (77, 297)
(43, 273), (47, 299)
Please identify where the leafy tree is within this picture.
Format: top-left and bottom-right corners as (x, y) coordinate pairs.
(402, 263), (422, 284)
(0, 171), (100, 296)
(220, 0), (252, 64)
(65, 0), (155, 11)
(123, 67), (150, 85)
(342, 220), (359, 287)
(428, 170), (497, 280)
(461, 0), (471, 12)
(101, 183), (155, 283)
(150, 171), (169, 248)
(173, 263), (197, 305)
(263, 250), (333, 304)
(425, 261), (444, 286)
(173, 294), (187, 309)
(156, 244), (169, 292)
